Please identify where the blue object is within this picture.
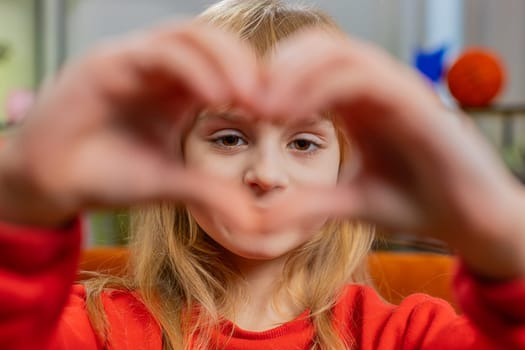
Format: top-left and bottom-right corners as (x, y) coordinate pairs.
(413, 46), (448, 84)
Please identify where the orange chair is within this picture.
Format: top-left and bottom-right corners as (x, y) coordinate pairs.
(79, 248), (457, 310)
(368, 252), (456, 310)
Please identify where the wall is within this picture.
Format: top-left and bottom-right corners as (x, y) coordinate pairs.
(464, 0), (525, 105)
(0, 0), (35, 124)
(66, 0), (406, 57)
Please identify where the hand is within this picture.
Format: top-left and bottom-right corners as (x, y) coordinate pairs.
(264, 30), (525, 279)
(0, 21), (263, 230)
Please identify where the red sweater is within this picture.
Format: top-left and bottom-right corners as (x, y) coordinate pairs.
(1, 220), (525, 350)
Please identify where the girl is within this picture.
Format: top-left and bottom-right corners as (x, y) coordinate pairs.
(1, 0), (525, 349)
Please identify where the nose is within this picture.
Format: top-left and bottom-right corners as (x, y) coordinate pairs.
(243, 146), (288, 196)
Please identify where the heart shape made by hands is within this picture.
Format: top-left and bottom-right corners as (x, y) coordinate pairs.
(9, 23), (513, 243)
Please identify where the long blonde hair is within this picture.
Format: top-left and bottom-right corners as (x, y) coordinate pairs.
(84, 1), (375, 349)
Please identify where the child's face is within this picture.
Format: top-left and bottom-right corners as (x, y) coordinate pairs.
(184, 111), (341, 260)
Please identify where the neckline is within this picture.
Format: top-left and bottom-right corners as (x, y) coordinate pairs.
(220, 308), (312, 340)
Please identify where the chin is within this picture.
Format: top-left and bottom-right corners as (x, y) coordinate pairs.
(212, 225), (321, 261)
(224, 236), (298, 260)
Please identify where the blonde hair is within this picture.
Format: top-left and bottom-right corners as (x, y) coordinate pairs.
(84, 1), (375, 349)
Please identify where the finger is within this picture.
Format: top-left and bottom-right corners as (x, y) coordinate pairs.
(263, 182), (422, 234)
(264, 29), (440, 125)
(259, 185), (362, 233)
(78, 22), (262, 113)
(263, 30), (388, 118)
(96, 35), (230, 107)
(288, 67), (376, 121)
(263, 34), (354, 119)
(146, 41), (232, 106)
(76, 143), (263, 234)
(156, 168), (263, 234)
(267, 52), (397, 124)
(268, 50), (447, 161)
(167, 23), (263, 110)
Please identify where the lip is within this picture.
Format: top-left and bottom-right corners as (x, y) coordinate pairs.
(250, 192), (284, 210)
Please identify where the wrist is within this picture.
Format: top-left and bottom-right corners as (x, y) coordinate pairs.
(452, 184), (525, 280)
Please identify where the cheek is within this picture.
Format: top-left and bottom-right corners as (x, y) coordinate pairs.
(186, 204), (217, 242)
(294, 146), (340, 186)
(184, 137), (244, 180)
(191, 155), (243, 179)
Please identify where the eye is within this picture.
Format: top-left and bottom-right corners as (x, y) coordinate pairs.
(218, 135), (243, 146)
(211, 131), (247, 148)
(289, 138), (320, 152)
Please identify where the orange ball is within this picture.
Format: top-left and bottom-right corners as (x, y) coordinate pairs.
(446, 48), (506, 107)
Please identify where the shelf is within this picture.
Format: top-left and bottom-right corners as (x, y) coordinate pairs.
(463, 104), (525, 117)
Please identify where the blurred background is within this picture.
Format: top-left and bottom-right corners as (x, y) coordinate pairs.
(0, 0), (524, 247)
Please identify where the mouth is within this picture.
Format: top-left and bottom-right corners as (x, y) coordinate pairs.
(249, 190), (286, 209)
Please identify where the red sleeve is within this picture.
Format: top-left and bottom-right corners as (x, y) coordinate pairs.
(0, 219), (100, 350)
(338, 259), (525, 350)
(396, 260), (525, 350)
(452, 261), (525, 349)
(407, 261), (525, 350)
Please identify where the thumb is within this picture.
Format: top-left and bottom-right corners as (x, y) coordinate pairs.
(262, 186), (363, 232)
(159, 168), (262, 234)
(265, 182), (423, 233)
